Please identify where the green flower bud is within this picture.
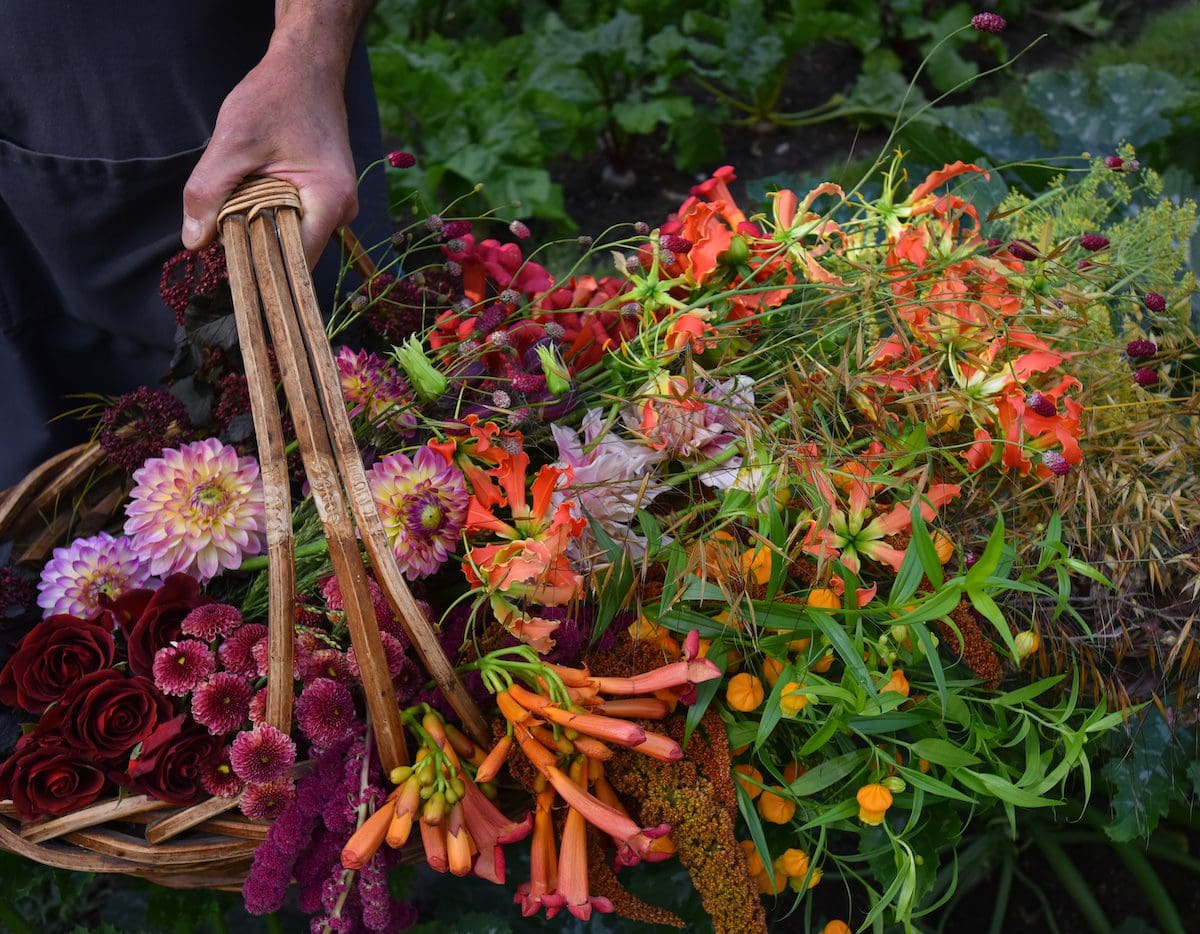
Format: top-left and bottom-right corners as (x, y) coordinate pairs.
(394, 336), (448, 402)
(534, 344), (571, 397)
(882, 776), (906, 794)
(390, 766), (413, 785)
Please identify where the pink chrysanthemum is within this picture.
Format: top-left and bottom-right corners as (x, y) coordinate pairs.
(200, 746), (245, 798)
(181, 603), (243, 641)
(348, 631), (409, 681)
(337, 346), (417, 432)
(191, 672), (254, 735)
(240, 778), (296, 821)
(218, 623), (268, 677)
(248, 686), (269, 725)
(301, 648), (353, 685)
(295, 678), (358, 748)
(318, 574), (405, 641)
(230, 723), (296, 784)
(368, 446), (468, 580)
(124, 438), (267, 581)
(36, 532), (154, 619)
(152, 640), (216, 696)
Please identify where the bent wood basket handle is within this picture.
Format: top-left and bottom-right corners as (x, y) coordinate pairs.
(218, 178), (489, 770)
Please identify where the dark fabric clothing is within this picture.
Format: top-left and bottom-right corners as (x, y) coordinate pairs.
(0, 4), (389, 486)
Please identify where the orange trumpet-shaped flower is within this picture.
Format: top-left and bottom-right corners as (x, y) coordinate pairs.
(545, 765), (672, 868)
(515, 788), (565, 919)
(387, 777), (421, 847)
(536, 705), (647, 747)
(593, 697), (672, 719)
(459, 774), (534, 884)
(474, 735), (513, 784)
(419, 815), (449, 872)
(341, 798), (397, 870)
(558, 760), (617, 921)
(633, 730), (684, 762)
(445, 800), (476, 877)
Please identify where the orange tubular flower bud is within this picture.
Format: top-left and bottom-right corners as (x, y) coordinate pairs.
(419, 816), (449, 873)
(547, 663), (593, 687)
(633, 730), (684, 762)
(445, 801), (475, 877)
(571, 734), (614, 761)
(823, 922), (852, 934)
(544, 765), (671, 867)
(444, 723), (478, 763)
(475, 735), (513, 784)
(341, 799), (397, 870)
(507, 682), (553, 712)
(387, 778), (422, 848)
(513, 722), (558, 775)
(497, 690), (537, 725)
(531, 725), (576, 757)
(564, 684), (603, 707)
(538, 705), (647, 747)
(594, 697), (672, 719)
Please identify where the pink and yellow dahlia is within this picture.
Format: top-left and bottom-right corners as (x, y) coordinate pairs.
(36, 531), (153, 619)
(336, 346), (416, 432)
(368, 445), (469, 579)
(124, 438), (266, 581)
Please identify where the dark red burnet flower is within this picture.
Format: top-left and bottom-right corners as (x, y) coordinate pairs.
(0, 615), (116, 714)
(36, 669), (172, 761)
(1143, 292), (1167, 312)
(971, 11), (1006, 33)
(1126, 339), (1157, 359)
(0, 733), (109, 820)
(1133, 368), (1159, 387)
(101, 573), (212, 678)
(127, 714), (224, 805)
(1079, 234), (1109, 252)
(386, 151), (416, 169)
(1041, 451), (1072, 476)
(1024, 391), (1057, 418)
(99, 387), (193, 473)
(1006, 239), (1039, 261)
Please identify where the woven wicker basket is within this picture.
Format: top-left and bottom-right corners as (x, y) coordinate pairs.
(0, 179), (486, 889)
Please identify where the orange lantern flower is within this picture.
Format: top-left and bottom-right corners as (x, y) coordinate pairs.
(856, 783), (894, 826)
(757, 786), (796, 824)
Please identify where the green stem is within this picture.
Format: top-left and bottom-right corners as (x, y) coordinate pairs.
(1034, 834), (1113, 934)
(1113, 842), (1186, 934)
(987, 852), (1013, 934)
(0, 900), (31, 934)
(237, 538), (329, 572)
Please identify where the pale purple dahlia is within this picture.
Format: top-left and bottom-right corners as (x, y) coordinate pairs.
(124, 438), (266, 581)
(367, 446), (468, 579)
(337, 346), (417, 432)
(36, 531), (154, 619)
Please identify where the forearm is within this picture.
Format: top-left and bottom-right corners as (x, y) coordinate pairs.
(271, 1), (374, 83)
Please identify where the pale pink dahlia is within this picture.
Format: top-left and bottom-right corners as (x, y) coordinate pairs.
(230, 723), (296, 784)
(240, 778), (295, 821)
(181, 603), (243, 641)
(295, 677), (357, 748)
(152, 640), (216, 696)
(124, 438), (267, 581)
(337, 346), (417, 432)
(367, 446), (468, 579)
(192, 672), (254, 735)
(200, 746), (244, 798)
(36, 532), (153, 619)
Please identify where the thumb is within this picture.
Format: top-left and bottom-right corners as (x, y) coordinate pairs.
(294, 174), (360, 269)
(182, 143), (260, 251)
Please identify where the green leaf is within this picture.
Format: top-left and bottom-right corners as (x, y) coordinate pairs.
(799, 714), (842, 756)
(586, 513), (635, 646)
(967, 587), (1019, 661)
(789, 749), (865, 797)
(808, 609), (874, 692)
(754, 659), (793, 751)
(909, 738), (982, 769)
(991, 675), (1065, 707)
(909, 504), (944, 589)
(898, 764), (978, 805)
(966, 513), (1005, 589)
(958, 770), (1062, 808)
(1102, 709), (1186, 842)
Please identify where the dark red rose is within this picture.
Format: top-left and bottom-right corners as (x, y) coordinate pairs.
(0, 615), (116, 713)
(0, 733), (109, 820)
(127, 715), (222, 805)
(105, 573), (210, 677)
(36, 670), (172, 760)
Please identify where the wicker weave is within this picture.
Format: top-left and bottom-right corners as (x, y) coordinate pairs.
(0, 178), (485, 888)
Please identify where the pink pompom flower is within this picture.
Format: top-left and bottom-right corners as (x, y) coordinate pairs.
(152, 640), (216, 696)
(191, 672), (254, 735)
(230, 723), (296, 785)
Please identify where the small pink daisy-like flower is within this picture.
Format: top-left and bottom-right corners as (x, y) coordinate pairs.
(295, 678), (358, 748)
(181, 603), (243, 641)
(36, 532), (153, 619)
(368, 446), (469, 580)
(240, 778), (295, 821)
(301, 648), (353, 685)
(124, 438), (266, 581)
(218, 623), (268, 677)
(191, 672), (254, 735)
(336, 347), (417, 432)
(200, 746), (244, 798)
(152, 640), (216, 696)
(230, 723), (296, 784)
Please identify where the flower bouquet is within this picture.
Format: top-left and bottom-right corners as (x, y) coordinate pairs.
(1, 93), (1197, 933)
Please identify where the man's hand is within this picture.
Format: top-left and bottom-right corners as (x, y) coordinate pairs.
(181, 3), (370, 268)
